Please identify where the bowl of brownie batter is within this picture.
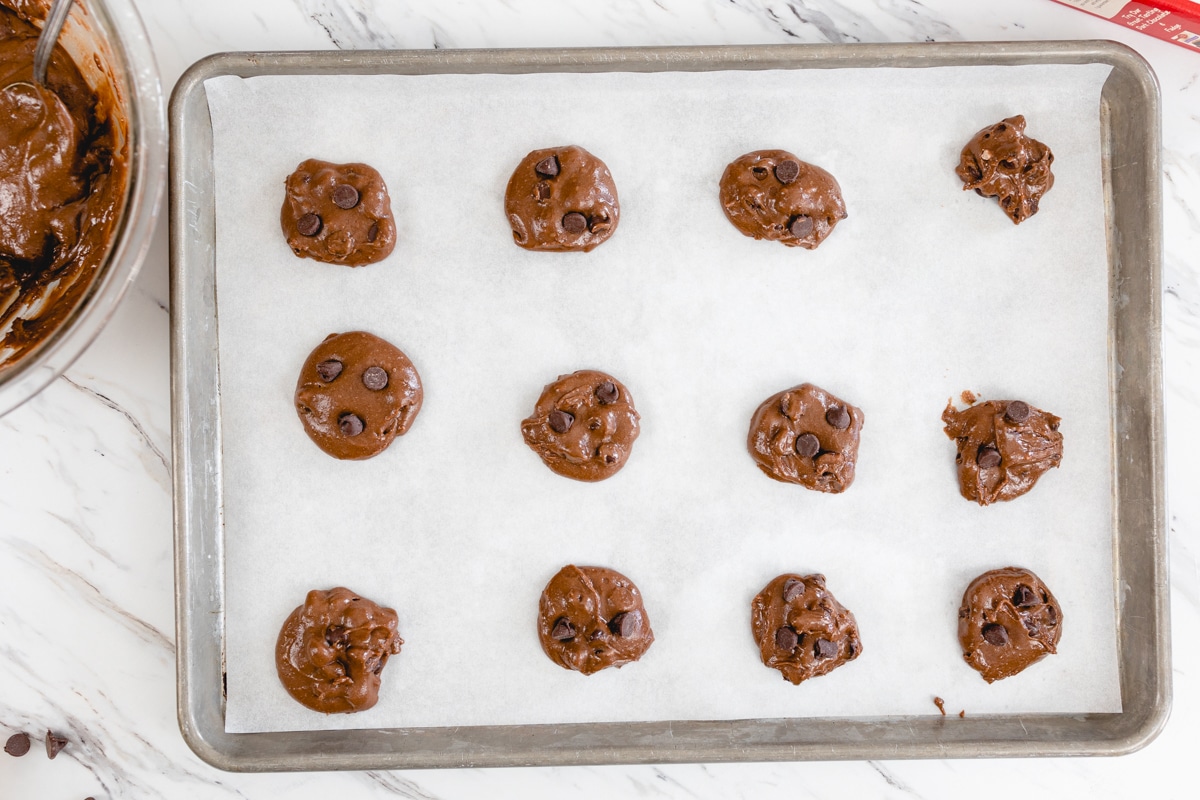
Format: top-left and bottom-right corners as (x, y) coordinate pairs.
(0, 0), (166, 416)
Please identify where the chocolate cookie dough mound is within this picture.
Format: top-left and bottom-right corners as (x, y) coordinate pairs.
(956, 115), (1054, 224)
(719, 150), (847, 249)
(504, 145), (619, 252)
(959, 567), (1062, 683)
(747, 383), (863, 493)
(281, 158), (397, 266)
(751, 573), (861, 685)
(537, 565), (654, 675)
(942, 397), (1062, 505)
(295, 331), (423, 460)
(276, 587), (404, 713)
(521, 369), (640, 482)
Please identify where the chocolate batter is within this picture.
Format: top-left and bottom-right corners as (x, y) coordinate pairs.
(537, 565), (654, 675)
(504, 145), (619, 252)
(275, 587), (403, 713)
(295, 331), (423, 460)
(751, 573), (861, 685)
(959, 567), (1062, 683)
(0, 3), (126, 368)
(956, 115), (1054, 224)
(521, 369), (640, 482)
(281, 158), (396, 266)
(719, 150), (846, 249)
(942, 398), (1063, 505)
(747, 383), (863, 493)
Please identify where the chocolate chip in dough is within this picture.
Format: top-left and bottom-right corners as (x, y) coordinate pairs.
(789, 215), (814, 239)
(1005, 400), (1031, 423)
(775, 159), (800, 184)
(595, 381), (619, 405)
(551, 617), (576, 641)
(548, 409), (574, 433)
(366, 223), (379, 243)
(535, 181), (552, 202)
(782, 577), (806, 602)
(794, 433), (820, 458)
(45, 731), (68, 760)
(825, 406), (851, 430)
(339, 413), (365, 437)
(331, 183), (360, 209)
(362, 366), (389, 391)
(1012, 585), (1037, 607)
(297, 213), (322, 237)
(535, 156), (560, 178)
(775, 626), (799, 650)
(316, 359), (343, 382)
(4, 733), (30, 757)
(982, 623), (1009, 646)
(976, 445), (1002, 469)
(561, 212), (588, 234)
(813, 638), (838, 660)
(609, 611), (641, 638)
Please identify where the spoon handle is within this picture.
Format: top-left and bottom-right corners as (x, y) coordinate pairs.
(32, 0), (74, 86)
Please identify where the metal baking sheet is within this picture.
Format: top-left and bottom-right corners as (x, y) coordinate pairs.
(169, 42), (1167, 771)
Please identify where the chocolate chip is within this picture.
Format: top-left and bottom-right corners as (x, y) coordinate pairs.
(316, 359), (343, 382)
(366, 222), (379, 243)
(362, 366), (389, 391)
(595, 381), (619, 405)
(847, 637), (861, 658)
(976, 445), (1002, 468)
(325, 625), (349, 648)
(548, 409), (574, 433)
(825, 406), (850, 430)
(551, 617), (575, 641)
(45, 731), (67, 760)
(331, 183), (360, 209)
(338, 413), (364, 437)
(752, 166), (769, 179)
(1046, 605), (1058, 625)
(981, 623), (1009, 646)
(535, 181), (552, 202)
(609, 611), (641, 637)
(297, 213), (322, 237)
(775, 626), (799, 651)
(782, 577), (806, 602)
(775, 159), (800, 184)
(1005, 400), (1031, 423)
(561, 212), (588, 234)
(1012, 584), (1037, 607)
(4, 733), (30, 757)
(794, 433), (820, 458)
(813, 638), (838, 660)
(789, 215), (814, 239)
(535, 156), (560, 178)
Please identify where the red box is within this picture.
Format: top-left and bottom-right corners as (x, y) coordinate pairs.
(1050, 0), (1200, 51)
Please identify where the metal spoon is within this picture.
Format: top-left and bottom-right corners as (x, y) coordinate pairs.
(3, 0), (74, 94)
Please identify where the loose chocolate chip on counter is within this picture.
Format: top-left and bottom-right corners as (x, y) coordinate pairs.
(1005, 400), (1031, 423)
(45, 731), (68, 759)
(782, 577), (806, 602)
(789, 215), (814, 239)
(535, 181), (552, 202)
(4, 732), (31, 757)
(775, 626), (799, 651)
(775, 159), (800, 184)
(331, 183), (360, 209)
(1012, 585), (1037, 607)
(362, 366), (389, 391)
(825, 406), (851, 430)
(976, 445), (1002, 469)
(316, 359), (343, 382)
(551, 618), (576, 641)
(794, 433), (820, 458)
(366, 223), (379, 243)
(813, 638), (838, 660)
(561, 212), (588, 234)
(609, 611), (640, 637)
(982, 623), (1009, 646)
(595, 381), (619, 405)
(297, 213), (322, 237)
(338, 413), (365, 437)
(548, 409), (575, 433)
(535, 156), (560, 178)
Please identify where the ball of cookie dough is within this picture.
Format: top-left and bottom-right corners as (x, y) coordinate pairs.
(294, 331), (423, 460)
(521, 369), (640, 482)
(751, 573), (861, 685)
(747, 383), (863, 493)
(504, 145), (620, 252)
(942, 397), (1062, 505)
(276, 587), (404, 713)
(281, 158), (397, 266)
(955, 115), (1054, 224)
(959, 567), (1062, 683)
(537, 565), (654, 675)
(719, 150), (847, 249)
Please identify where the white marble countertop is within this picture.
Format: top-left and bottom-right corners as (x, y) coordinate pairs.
(2, 0), (1197, 796)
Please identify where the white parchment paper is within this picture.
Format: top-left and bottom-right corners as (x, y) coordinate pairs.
(206, 64), (1120, 734)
